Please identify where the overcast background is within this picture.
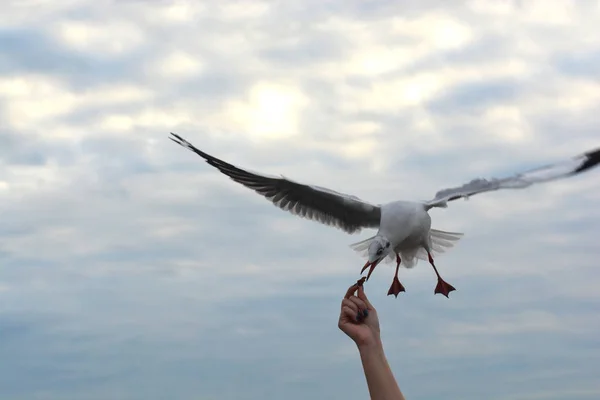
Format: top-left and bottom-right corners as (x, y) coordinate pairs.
(1, 1), (600, 399)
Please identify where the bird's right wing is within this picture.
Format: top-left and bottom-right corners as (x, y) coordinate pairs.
(170, 133), (381, 234)
(424, 146), (600, 209)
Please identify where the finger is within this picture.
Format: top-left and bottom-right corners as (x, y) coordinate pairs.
(349, 296), (367, 311)
(341, 299), (359, 313)
(345, 299), (368, 322)
(357, 285), (374, 310)
(344, 283), (358, 299)
(342, 306), (360, 323)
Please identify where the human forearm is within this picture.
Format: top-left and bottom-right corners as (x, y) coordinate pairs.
(358, 340), (406, 400)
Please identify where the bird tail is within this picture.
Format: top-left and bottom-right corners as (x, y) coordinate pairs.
(349, 229), (464, 267)
(402, 228), (464, 268)
(429, 228), (464, 250)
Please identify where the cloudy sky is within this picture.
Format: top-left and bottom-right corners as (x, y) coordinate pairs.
(1, 0), (600, 399)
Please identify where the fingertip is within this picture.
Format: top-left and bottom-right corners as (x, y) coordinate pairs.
(358, 285), (366, 297)
(344, 283), (358, 299)
(357, 285), (373, 308)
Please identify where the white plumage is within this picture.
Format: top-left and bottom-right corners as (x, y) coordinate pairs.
(170, 132), (600, 298)
(350, 228), (463, 268)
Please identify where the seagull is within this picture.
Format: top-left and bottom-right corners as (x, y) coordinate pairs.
(169, 132), (600, 298)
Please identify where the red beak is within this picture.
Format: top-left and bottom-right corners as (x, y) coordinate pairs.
(360, 258), (382, 281)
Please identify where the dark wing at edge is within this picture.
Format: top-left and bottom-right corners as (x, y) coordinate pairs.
(425, 147), (600, 209)
(169, 133), (381, 234)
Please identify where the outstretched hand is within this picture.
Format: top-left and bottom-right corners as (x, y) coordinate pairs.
(338, 278), (381, 348)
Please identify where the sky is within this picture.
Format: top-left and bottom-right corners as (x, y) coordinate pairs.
(1, 0), (600, 399)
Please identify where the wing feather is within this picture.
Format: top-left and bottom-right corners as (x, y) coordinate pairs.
(170, 133), (381, 234)
(425, 147), (600, 208)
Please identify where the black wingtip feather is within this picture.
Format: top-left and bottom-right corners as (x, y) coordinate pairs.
(169, 132), (185, 146)
(575, 147), (600, 174)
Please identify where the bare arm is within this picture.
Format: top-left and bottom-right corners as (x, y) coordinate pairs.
(338, 279), (406, 400)
(358, 340), (405, 400)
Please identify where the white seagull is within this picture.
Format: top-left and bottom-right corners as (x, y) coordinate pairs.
(169, 132), (600, 298)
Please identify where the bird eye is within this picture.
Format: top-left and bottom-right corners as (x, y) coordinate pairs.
(376, 248), (383, 255)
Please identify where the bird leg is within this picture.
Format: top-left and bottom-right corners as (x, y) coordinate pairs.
(427, 252), (456, 298)
(387, 254), (406, 298)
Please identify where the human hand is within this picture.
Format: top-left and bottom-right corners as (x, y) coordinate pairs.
(338, 278), (381, 349)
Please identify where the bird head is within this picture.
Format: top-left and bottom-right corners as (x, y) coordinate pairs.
(367, 236), (391, 263)
(361, 236), (392, 279)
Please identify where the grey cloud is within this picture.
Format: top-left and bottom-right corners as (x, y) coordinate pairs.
(426, 79), (522, 114)
(1, 0), (600, 399)
(271, 0), (455, 20)
(2, 268), (599, 400)
(0, 28), (144, 87)
(258, 33), (349, 67)
(434, 34), (516, 65)
(0, 128), (80, 167)
(554, 51), (600, 79)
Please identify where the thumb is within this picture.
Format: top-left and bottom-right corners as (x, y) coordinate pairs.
(344, 282), (359, 299)
(357, 285), (374, 310)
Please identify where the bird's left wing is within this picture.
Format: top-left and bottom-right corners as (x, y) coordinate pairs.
(424, 146), (600, 209)
(169, 133), (381, 234)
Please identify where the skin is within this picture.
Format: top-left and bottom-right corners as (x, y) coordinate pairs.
(338, 279), (406, 400)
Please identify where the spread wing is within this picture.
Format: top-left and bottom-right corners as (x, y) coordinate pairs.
(425, 146), (600, 208)
(169, 133), (381, 234)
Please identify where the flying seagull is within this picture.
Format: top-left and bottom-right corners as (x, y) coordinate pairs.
(169, 132), (600, 298)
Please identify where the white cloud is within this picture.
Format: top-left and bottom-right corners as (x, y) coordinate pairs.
(221, 81), (310, 140)
(152, 51), (205, 79)
(1, 1), (600, 399)
(392, 13), (473, 50)
(445, 310), (573, 336)
(1, 75), (77, 128)
(482, 105), (532, 142)
(152, 1), (207, 23)
(218, 0), (270, 20)
(54, 19), (145, 55)
(0, 74), (154, 133)
(98, 106), (195, 132)
(339, 72), (444, 111)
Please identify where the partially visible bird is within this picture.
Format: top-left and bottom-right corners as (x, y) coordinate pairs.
(169, 132), (600, 298)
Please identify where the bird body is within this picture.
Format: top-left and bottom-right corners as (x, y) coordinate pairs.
(350, 201), (462, 269)
(169, 132), (600, 298)
(351, 201), (460, 296)
(381, 201), (430, 246)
